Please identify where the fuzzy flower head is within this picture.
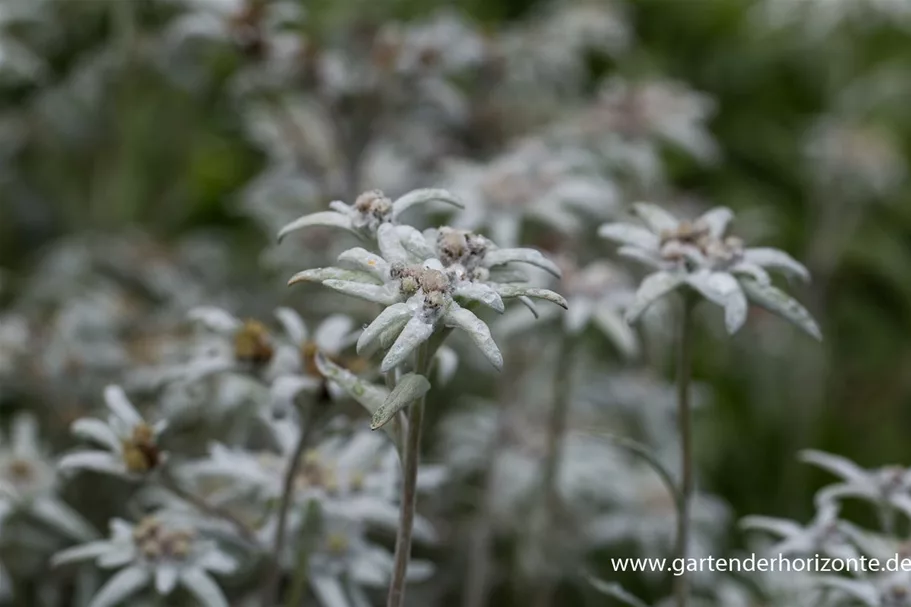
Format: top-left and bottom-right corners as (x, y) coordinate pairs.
(52, 515), (236, 607)
(0, 413), (96, 542)
(59, 386), (168, 479)
(600, 202), (821, 339)
(289, 221), (567, 374)
(277, 188), (465, 242)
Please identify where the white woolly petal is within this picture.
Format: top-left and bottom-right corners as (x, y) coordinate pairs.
(87, 565), (150, 607)
(598, 223), (661, 251)
(277, 211), (356, 242)
(103, 385), (143, 427)
(380, 317), (435, 373)
(274, 307), (308, 344)
(444, 303), (503, 371)
(685, 271), (748, 334)
(357, 304), (412, 355)
(71, 419), (120, 452)
(742, 247), (811, 282)
(337, 248), (392, 282)
(179, 568), (229, 607)
(315, 315), (356, 354)
(187, 307), (241, 334)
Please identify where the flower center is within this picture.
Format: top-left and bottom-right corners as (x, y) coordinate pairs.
(234, 319), (274, 367)
(6, 458), (34, 482)
(121, 423), (160, 473)
(133, 517), (195, 562)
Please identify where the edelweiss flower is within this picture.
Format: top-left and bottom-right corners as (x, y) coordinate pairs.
(600, 202), (821, 339)
(52, 515), (237, 607)
(497, 257), (640, 358)
(277, 188), (464, 242)
(59, 385), (168, 479)
(0, 413), (96, 541)
(800, 450), (911, 517)
(289, 221), (565, 374)
(446, 140), (619, 247)
(817, 534), (911, 606)
(741, 501), (861, 562)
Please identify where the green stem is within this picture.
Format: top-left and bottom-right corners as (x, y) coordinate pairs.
(262, 404), (316, 607)
(386, 342), (431, 607)
(674, 297), (695, 607)
(285, 500), (322, 607)
(533, 334), (576, 607)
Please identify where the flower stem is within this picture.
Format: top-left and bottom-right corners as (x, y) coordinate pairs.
(158, 466), (257, 545)
(386, 342), (431, 607)
(674, 296), (696, 607)
(533, 334), (576, 607)
(261, 404), (316, 607)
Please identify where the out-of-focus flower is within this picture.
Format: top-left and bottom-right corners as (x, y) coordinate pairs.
(757, 0), (911, 38)
(59, 386), (168, 480)
(804, 119), (906, 200)
(278, 188), (464, 242)
(600, 202), (821, 339)
(800, 450), (911, 518)
(52, 515), (237, 607)
(446, 139), (619, 247)
(741, 501), (861, 562)
(0, 413), (96, 542)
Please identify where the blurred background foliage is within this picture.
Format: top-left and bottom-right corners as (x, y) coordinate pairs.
(2, 0), (911, 595)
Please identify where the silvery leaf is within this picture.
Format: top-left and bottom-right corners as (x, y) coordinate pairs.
(697, 206), (734, 238)
(320, 280), (401, 305)
(88, 565), (149, 607)
(617, 246), (664, 270)
(739, 515), (804, 538)
(288, 267), (382, 286)
(337, 248), (391, 282)
(729, 261), (771, 285)
(314, 354), (404, 450)
(632, 202), (678, 233)
(685, 270), (748, 334)
(356, 303), (413, 355)
(381, 317), (436, 373)
(517, 296), (539, 318)
(277, 211), (356, 242)
(742, 247), (811, 282)
(587, 576), (650, 607)
(452, 282), (505, 312)
(598, 223), (660, 252)
(314, 353), (388, 416)
(372, 373), (431, 430)
(391, 188), (465, 220)
(395, 225), (437, 261)
(592, 306), (639, 359)
(444, 303), (503, 371)
(376, 223), (413, 266)
(740, 278), (821, 341)
(180, 568), (229, 607)
(493, 285), (568, 308)
(798, 450), (867, 483)
(482, 248), (561, 277)
(51, 541), (111, 566)
(625, 271), (684, 324)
